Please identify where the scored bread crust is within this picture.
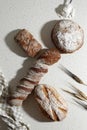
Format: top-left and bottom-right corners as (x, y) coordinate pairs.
(15, 29), (42, 57)
(35, 84), (68, 121)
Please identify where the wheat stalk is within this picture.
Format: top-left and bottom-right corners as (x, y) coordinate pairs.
(63, 89), (87, 101)
(59, 64), (87, 86)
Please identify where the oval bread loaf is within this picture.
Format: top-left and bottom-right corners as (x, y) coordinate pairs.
(15, 29), (42, 57)
(35, 84), (68, 121)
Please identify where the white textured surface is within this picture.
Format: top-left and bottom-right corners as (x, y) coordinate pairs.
(0, 0), (87, 130)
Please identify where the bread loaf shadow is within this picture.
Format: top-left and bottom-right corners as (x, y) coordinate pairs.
(40, 20), (57, 49)
(8, 57), (36, 92)
(23, 91), (52, 122)
(5, 29), (27, 57)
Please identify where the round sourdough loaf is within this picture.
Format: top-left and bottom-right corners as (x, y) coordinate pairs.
(51, 20), (84, 53)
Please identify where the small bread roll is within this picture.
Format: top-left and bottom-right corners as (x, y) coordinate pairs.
(38, 48), (61, 65)
(35, 84), (68, 121)
(51, 20), (84, 53)
(15, 29), (42, 57)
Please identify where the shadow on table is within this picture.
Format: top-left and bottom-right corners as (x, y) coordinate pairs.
(40, 20), (57, 49)
(23, 92), (52, 122)
(0, 118), (8, 130)
(8, 57), (36, 91)
(5, 29), (27, 57)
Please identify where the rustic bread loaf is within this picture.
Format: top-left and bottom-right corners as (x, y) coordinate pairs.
(35, 84), (68, 121)
(8, 49), (61, 106)
(15, 29), (42, 57)
(51, 20), (84, 53)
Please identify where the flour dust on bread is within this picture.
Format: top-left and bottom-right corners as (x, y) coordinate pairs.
(15, 29), (42, 57)
(51, 19), (84, 53)
(8, 49), (61, 106)
(35, 84), (68, 121)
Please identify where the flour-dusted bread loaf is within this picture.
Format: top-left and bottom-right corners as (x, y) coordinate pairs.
(35, 84), (68, 121)
(15, 29), (42, 57)
(51, 20), (84, 53)
(8, 49), (61, 106)
(38, 48), (61, 65)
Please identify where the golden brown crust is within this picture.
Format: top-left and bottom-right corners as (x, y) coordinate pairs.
(35, 84), (68, 121)
(37, 101), (52, 120)
(30, 67), (48, 73)
(15, 29), (42, 57)
(17, 85), (33, 92)
(38, 48), (61, 65)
